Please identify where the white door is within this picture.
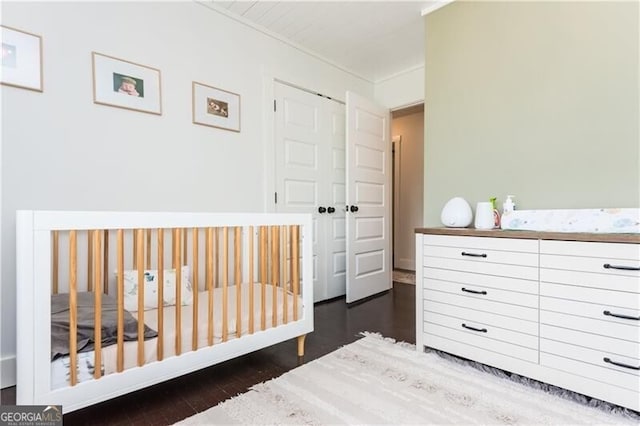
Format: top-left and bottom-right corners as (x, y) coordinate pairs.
(345, 91), (392, 303)
(274, 82), (346, 302)
(326, 102), (347, 299)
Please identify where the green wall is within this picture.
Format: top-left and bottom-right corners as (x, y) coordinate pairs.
(424, 1), (639, 226)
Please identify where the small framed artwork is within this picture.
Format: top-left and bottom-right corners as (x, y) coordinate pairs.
(1, 25), (43, 92)
(192, 81), (240, 132)
(92, 52), (162, 115)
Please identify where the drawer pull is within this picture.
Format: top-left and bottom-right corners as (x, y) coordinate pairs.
(462, 323), (487, 333)
(603, 357), (640, 371)
(603, 263), (640, 271)
(461, 252), (487, 258)
(603, 310), (640, 321)
(461, 287), (487, 295)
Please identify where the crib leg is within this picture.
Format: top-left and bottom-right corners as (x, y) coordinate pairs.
(297, 334), (306, 357)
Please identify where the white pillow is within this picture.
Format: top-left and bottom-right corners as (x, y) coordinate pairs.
(121, 266), (193, 311)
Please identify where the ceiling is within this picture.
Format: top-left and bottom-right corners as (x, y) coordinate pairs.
(204, 1), (438, 83)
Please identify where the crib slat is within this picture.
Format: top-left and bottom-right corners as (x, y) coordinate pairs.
(192, 228), (199, 352)
(52, 231), (59, 295)
(157, 228), (164, 361)
(172, 230), (176, 270)
(214, 227), (219, 289)
(103, 230), (109, 295)
(69, 230), (78, 386)
(292, 225), (299, 321)
(183, 229), (188, 266)
(260, 226), (267, 331)
(133, 229), (138, 269)
(87, 230), (93, 292)
(146, 229), (152, 270)
(249, 226), (254, 335)
(271, 226), (279, 328)
(235, 227), (242, 338)
(93, 230), (103, 379)
(222, 227), (229, 342)
(117, 229), (124, 372)
(175, 228), (182, 356)
(282, 225), (288, 324)
(136, 229), (145, 366)
(206, 227), (214, 346)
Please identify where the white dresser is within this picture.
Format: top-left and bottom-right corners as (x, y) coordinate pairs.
(416, 229), (640, 411)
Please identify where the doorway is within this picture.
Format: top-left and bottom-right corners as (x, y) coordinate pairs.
(391, 103), (424, 283)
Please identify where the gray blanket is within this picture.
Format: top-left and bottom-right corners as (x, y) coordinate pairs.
(51, 292), (157, 360)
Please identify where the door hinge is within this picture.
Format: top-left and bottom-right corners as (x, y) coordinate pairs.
(274, 192), (278, 204)
(274, 100), (276, 112)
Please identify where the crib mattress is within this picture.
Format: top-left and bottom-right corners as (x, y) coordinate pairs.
(52, 282), (302, 389)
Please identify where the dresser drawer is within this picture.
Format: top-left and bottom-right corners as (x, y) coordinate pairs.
(424, 322), (538, 363)
(540, 324), (640, 359)
(540, 282), (640, 310)
(540, 351), (640, 393)
(425, 234), (538, 253)
(541, 296), (640, 327)
(540, 240), (640, 261)
(424, 278), (538, 308)
(424, 256), (538, 280)
(423, 289), (538, 322)
(540, 268), (640, 293)
(424, 267), (538, 294)
(423, 245), (538, 267)
(425, 299), (538, 336)
(425, 311), (538, 349)
(541, 254), (640, 278)
(540, 310), (640, 342)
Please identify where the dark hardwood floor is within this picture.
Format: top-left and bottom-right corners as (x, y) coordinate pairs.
(1, 282), (415, 425)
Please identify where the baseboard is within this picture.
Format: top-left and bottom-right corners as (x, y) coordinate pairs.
(1, 355), (16, 388)
(394, 258), (415, 271)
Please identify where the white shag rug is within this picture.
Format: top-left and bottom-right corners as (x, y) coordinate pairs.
(177, 334), (638, 425)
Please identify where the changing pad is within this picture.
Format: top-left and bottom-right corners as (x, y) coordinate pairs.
(500, 208), (640, 233)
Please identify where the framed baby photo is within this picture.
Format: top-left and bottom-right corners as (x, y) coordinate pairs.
(192, 81), (240, 132)
(92, 52), (162, 115)
(1, 25), (43, 92)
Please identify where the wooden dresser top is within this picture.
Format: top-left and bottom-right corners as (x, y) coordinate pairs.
(415, 227), (640, 244)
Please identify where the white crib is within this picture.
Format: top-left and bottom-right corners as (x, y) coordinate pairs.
(16, 210), (314, 413)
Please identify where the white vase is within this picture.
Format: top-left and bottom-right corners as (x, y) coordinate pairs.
(440, 197), (473, 227)
(475, 202), (495, 230)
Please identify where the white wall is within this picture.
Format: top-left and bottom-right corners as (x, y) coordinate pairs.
(424, 1), (639, 224)
(374, 65), (425, 110)
(0, 1), (373, 387)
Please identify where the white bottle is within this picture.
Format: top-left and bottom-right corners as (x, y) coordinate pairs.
(503, 195), (516, 214)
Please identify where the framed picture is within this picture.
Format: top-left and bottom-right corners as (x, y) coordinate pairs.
(1, 25), (43, 92)
(92, 52), (162, 115)
(192, 81), (240, 132)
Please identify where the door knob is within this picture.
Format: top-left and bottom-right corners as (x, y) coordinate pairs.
(327, 207), (336, 213)
(350, 205), (359, 213)
(318, 206), (327, 213)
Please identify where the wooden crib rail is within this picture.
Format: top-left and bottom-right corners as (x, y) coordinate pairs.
(43, 218), (307, 387)
(68, 230), (78, 386)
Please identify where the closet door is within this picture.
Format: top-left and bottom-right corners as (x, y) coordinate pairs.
(345, 91), (392, 303)
(274, 82), (327, 302)
(274, 82), (346, 302)
(325, 102), (347, 299)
